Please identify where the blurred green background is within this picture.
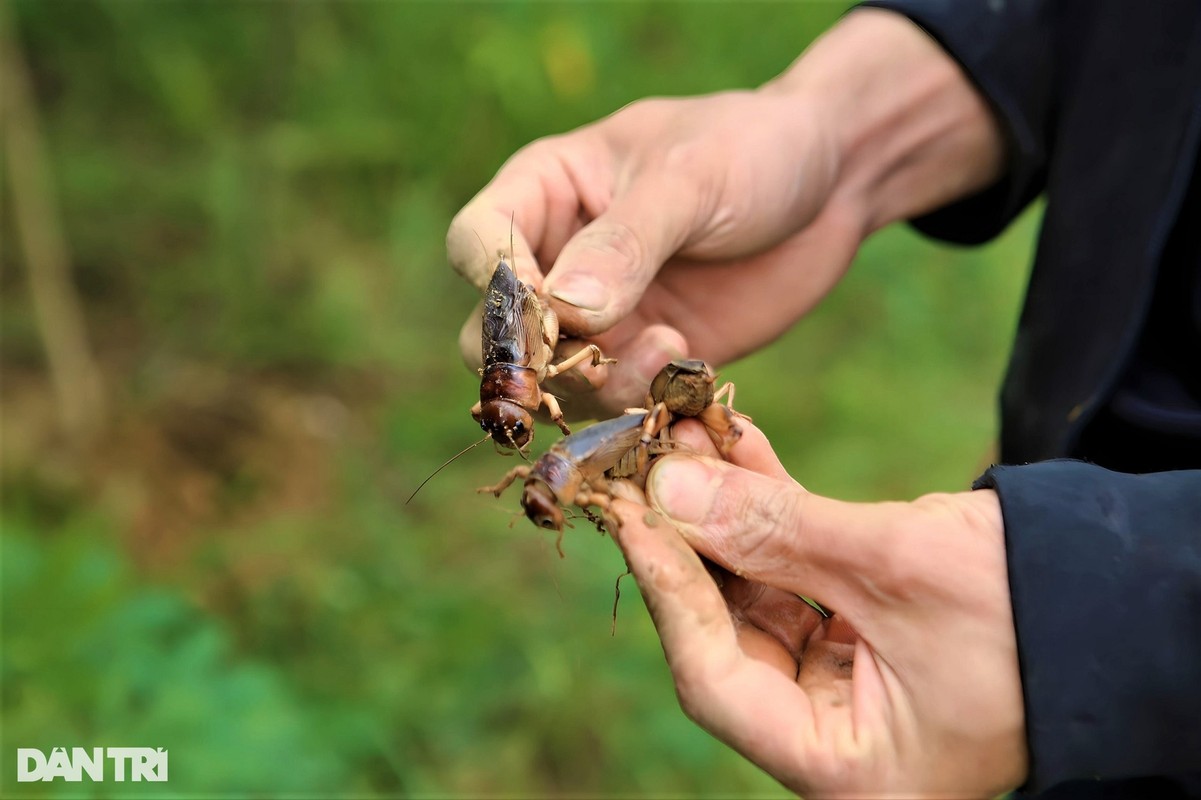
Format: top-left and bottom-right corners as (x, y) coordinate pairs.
(1, 1), (1038, 796)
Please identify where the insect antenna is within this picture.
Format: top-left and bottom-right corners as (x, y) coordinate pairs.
(406, 433), (490, 505)
(505, 428), (530, 460)
(472, 228), (492, 267)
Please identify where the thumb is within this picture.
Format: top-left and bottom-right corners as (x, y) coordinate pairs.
(543, 170), (701, 336)
(646, 454), (893, 619)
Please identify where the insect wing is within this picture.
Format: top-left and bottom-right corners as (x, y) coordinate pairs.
(556, 413), (648, 477)
(481, 260), (543, 367)
(515, 287), (546, 354)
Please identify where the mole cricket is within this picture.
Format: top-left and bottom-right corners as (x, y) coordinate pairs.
(478, 359), (744, 554)
(473, 255), (615, 454)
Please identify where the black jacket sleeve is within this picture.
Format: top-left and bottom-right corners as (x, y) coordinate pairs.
(855, 0), (1053, 243)
(974, 461), (1201, 794)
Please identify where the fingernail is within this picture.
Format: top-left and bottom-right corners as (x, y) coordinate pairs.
(649, 457), (719, 527)
(547, 274), (609, 312)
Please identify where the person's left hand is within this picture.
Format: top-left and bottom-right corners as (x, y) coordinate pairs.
(609, 418), (1028, 798)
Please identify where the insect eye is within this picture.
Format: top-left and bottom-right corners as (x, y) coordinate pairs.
(539, 518), (555, 529)
(512, 421), (525, 434)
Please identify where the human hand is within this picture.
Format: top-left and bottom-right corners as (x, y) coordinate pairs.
(448, 10), (1005, 424)
(609, 419), (1028, 797)
(448, 86), (856, 421)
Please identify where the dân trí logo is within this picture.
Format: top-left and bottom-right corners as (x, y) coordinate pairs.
(17, 747), (168, 782)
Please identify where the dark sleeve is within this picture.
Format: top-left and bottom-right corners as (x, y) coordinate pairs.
(855, 0), (1054, 243)
(973, 461), (1201, 794)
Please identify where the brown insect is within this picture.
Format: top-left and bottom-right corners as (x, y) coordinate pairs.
(477, 410), (652, 555)
(477, 359), (744, 553)
(473, 257), (615, 453)
(635, 359), (741, 456)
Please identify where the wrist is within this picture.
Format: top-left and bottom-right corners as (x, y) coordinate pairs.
(760, 8), (1006, 234)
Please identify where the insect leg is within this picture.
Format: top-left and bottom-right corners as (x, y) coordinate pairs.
(713, 381), (734, 408)
(477, 465), (531, 497)
(696, 403), (742, 457)
(543, 343), (616, 379)
(573, 481), (611, 511)
(639, 401), (672, 447)
(712, 381), (751, 422)
(541, 393), (573, 435)
(580, 506), (607, 534)
(573, 487), (619, 538)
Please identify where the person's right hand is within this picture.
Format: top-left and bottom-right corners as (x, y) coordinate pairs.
(609, 418), (1029, 797)
(448, 9), (1005, 421)
(448, 87), (858, 420)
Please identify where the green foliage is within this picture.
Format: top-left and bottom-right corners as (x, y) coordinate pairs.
(2, 517), (347, 796)
(2, 0), (1035, 797)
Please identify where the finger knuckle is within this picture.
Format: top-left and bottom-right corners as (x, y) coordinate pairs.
(719, 481), (807, 565)
(579, 219), (645, 275)
(612, 96), (671, 127)
(661, 139), (709, 177)
(512, 135), (561, 165)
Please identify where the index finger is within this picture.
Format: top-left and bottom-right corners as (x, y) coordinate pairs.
(610, 496), (822, 786)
